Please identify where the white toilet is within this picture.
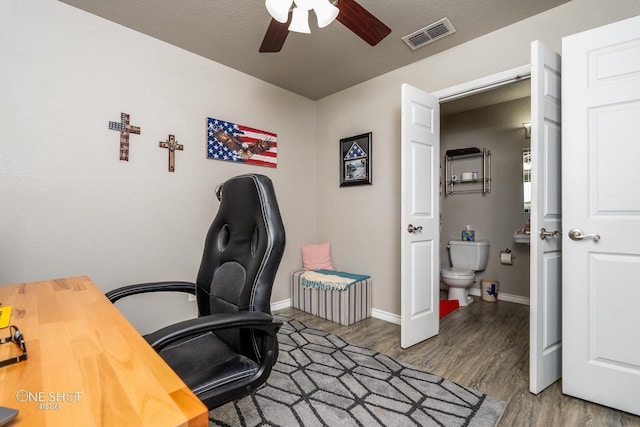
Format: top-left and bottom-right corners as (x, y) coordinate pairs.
(441, 240), (490, 306)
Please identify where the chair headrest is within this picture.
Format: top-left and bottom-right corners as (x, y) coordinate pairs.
(196, 173), (285, 315)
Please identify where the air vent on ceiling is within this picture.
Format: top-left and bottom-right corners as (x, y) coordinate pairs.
(402, 17), (456, 50)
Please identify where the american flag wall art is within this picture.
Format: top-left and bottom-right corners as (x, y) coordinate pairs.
(207, 117), (277, 168)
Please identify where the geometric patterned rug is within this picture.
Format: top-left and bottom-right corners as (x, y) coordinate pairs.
(209, 315), (505, 426)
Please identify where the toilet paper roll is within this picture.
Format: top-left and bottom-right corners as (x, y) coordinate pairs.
(500, 251), (513, 265)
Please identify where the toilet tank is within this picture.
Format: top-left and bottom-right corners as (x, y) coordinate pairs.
(448, 240), (490, 271)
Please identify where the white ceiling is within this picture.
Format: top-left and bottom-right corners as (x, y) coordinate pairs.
(57, 0), (568, 100)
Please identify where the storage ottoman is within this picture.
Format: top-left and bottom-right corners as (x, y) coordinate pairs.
(291, 270), (372, 326)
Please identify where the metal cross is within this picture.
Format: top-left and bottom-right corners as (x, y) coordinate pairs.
(108, 113), (141, 161)
(159, 134), (184, 172)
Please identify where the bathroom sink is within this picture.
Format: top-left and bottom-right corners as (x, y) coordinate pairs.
(514, 232), (531, 245)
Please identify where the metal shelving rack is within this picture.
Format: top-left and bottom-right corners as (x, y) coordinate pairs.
(444, 148), (491, 195)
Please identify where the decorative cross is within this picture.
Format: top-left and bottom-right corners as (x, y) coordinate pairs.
(108, 113), (141, 161)
(159, 134), (184, 172)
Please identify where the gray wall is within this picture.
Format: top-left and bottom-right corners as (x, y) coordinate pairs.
(0, 0), (317, 334)
(2, 0), (640, 329)
(441, 97), (531, 300)
(315, 0), (640, 318)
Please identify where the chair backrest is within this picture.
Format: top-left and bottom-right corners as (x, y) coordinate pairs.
(195, 174), (285, 357)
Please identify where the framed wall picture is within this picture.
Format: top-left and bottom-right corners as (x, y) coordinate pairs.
(339, 132), (372, 187)
(206, 117), (277, 168)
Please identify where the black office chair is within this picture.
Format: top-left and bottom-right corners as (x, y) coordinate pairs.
(106, 173), (286, 409)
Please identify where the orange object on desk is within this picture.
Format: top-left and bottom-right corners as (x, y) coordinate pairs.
(0, 276), (207, 427)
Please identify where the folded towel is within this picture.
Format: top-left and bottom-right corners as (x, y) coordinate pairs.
(301, 269), (370, 290)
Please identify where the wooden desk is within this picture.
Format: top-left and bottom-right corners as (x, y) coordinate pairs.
(0, 276), (208, 426)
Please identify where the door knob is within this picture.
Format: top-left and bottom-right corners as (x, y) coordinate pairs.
(407, 224), (423, 233)
(568, 228), (600, 242)
(539, 227), (561, 240)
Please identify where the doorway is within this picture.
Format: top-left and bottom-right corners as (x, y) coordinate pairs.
(439, 78), (532, 304)
(402, 48), (563, 392)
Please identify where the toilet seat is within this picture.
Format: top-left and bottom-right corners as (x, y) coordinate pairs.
(441, 267), (474, 279)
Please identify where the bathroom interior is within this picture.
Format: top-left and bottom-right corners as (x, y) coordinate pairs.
(439, 78), (532, 307)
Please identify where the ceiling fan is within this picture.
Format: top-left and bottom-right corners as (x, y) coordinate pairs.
(260, 0), (391, 53)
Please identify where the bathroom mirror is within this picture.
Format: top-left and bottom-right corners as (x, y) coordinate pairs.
(523, 147), (531, 213)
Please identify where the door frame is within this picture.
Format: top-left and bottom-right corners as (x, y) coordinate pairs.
(420, 63), (537, 366)
(432, 65), (531, 103)
(430, 63), (532, 296)
(402, 65), (532, 328)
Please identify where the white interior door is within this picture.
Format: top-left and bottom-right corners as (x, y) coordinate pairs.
(529, 41), (563, 394)
(400, 83), (440, 348)
(562, 15), (640, 415)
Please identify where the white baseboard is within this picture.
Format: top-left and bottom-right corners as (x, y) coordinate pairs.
(271, 298), (291, 312)
(371, 292), (529, 325)
(468, 288), (530, 305)
(371, 308), (401, 325)
(271, 291), (529, 323)
(272, 298), (402, 324)
(272, 298), (401, 324)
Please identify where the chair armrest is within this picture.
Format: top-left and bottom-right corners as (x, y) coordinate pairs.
(105, 281), (196, 303)
(145, 311), (282, 352)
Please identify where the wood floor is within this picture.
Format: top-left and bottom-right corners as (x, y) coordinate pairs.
(276, 297), (640, 427)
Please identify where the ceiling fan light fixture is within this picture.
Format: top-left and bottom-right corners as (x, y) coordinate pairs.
(314, 0), (339, 28)
(289, 7), (311, 33)
(261, 0), (390, 53)
(293, 0), (315, 10)
(265, 0), (293, 23)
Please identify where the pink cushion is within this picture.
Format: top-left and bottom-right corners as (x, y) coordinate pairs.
(301, 242), (334, 270)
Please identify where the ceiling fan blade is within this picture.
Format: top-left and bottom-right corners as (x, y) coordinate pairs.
(260, 17), (291, 53)
(336, 0), (391, 46)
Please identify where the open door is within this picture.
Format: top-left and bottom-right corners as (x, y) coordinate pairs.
(562, 15), (640, 415)
(529, 41), (563, 394)
(400, 83), (440, 348)
(400, 44), (565, 393)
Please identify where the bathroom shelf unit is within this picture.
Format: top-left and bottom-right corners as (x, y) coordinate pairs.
(444, 148), (491, 195)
